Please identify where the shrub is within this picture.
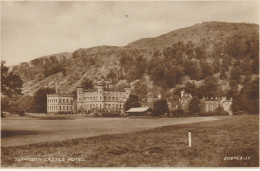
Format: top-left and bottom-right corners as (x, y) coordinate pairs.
(233, 110), (247, 115)
(18, 111), (25, 116)
(1, 112), (6, 118)
(172, 109), (184, 117)
(101, 112), (120, 117)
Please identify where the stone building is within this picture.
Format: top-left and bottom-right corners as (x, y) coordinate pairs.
(179, 90), (192, 111)
(77, 77), (131, 114)
(47, 91), (74, 114)
(204, 97), (233, 115)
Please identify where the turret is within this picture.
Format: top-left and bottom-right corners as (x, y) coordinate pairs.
(124, 84), (131, 98)
(77, 86), (84, 103)
(181, 90), (185, 97)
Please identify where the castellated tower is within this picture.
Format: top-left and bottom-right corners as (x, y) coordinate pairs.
(77, 85), (84, 110)
(96, 76), (106, 109)
(76, 77), (130, 114)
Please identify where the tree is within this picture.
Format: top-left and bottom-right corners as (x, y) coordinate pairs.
(227, 35), (247, 59)
(183, 60), (200, 80)
(153, 99), (169, 116)
(195, 47), (206, 59)
(219, 69), (227, 80)
(200, 61), (213, 79)
(251, 57), (259, 74)
(124, 95), (141, 111)
(82, 79), (94, 89)
(1, 60), (23, 98)
(230, 66), (243, 82)
(197, 77), (218, 98)
(184, 82), (197, 96)
(31, 88), (55, 113)
(165, 66), (184, 88)
(188, 97), (201, 114)
(243, 78), (259, 114)
(133, 81), (148, 100)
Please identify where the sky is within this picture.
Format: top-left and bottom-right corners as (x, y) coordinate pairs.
(1, 1), (259, 65)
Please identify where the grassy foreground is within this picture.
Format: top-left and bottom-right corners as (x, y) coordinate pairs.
(1, 114), (259, 167)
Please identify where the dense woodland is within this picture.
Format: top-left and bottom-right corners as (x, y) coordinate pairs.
(2, 22), (259, 115)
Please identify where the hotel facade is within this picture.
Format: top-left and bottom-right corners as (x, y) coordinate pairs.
(77, 77), (131, 114)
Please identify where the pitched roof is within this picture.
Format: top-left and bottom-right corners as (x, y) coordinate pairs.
(126, 107), (152, 113)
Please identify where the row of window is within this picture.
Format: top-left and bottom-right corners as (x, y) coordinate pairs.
(205, 104), (219, 111)
(79, 90), (125, 95)
(79, 96), (125, 102)
(81, 103), (123, 109)
(48, 98), (73, 103)
(48, 105), (73, 110)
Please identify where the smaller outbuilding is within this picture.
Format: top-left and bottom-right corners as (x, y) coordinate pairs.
(126, 107), (153, 116)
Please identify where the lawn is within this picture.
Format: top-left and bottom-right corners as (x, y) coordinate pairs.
(1, 116), (218, 147)
(1, 114), (259, 167)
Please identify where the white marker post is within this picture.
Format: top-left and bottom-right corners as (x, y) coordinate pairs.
(188, 130), (191, 147)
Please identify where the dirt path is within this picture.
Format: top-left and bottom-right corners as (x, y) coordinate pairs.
(1, 116), (221, 147)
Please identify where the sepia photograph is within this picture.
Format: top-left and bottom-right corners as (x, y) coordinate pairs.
(1, 1), (259, 168)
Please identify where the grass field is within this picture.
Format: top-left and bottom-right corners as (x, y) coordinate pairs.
(1, 114), (259, 167)
(1, 116), (218, 147)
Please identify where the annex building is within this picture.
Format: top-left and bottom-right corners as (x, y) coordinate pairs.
(77, 77), (131, 114)
(204, 97), (233, 115)
(47, 90), (74, 114)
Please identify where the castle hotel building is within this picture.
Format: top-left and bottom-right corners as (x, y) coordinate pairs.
(77, 77), (131, 113)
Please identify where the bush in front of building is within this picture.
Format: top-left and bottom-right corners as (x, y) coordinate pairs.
(171, 109), (185, 117)
(1, 112), (6, 118)
(18, 110), (25, 116)
(57, 111), (74, 115)
(101, 111), (121, 117)
(153, 99), (169, 116)
(200, 107), (229, 116)
(233, 110), (247, 115)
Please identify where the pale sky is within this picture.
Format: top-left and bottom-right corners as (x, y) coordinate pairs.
(1, 1), (259, 65)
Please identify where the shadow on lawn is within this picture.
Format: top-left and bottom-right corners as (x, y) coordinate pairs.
(1, 130), (45, 138)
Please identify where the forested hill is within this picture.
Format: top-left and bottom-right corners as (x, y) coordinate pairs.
(126, 22), (258, 49)
(10, 21), (259, 113)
